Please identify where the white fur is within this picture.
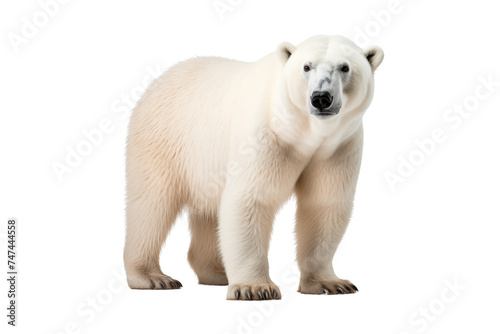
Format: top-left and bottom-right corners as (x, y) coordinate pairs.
(124, 35), (383, 299)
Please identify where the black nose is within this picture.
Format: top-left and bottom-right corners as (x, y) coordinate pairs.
(311, 91), (333, 110)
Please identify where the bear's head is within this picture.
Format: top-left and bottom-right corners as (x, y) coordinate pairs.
(277, 35), (383, 121)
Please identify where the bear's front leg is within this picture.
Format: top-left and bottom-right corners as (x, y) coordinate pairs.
(218, 184), (282, 300)
(216, 129), (308, 300)
(295, 130), (363, 295)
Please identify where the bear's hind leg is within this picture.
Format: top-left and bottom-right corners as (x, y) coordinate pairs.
(124, 169), (183, 290)
(188, 211), (228, 286)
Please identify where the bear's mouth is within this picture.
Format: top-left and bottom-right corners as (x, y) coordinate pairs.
(311, 107), (340, 117)
(313, 111), (338, 116)
(311, 110), (340, 119)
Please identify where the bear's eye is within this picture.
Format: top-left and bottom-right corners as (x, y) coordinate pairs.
(303, 65), (311, 72)
(341, 65), (350, 72)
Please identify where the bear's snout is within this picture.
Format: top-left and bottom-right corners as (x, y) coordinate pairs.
(311, 91), (333, 111)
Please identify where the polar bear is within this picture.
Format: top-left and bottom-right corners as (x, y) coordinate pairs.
(124, 35), (383, 300)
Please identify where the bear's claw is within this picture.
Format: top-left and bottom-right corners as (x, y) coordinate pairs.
(298, 278), (358, 295)
(228, 283), (281, 300)
(128, 272), (182, 290)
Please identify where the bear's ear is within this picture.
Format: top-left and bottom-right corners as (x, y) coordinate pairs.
(364, 46), (384, 72)
(277, 42), (296, 64)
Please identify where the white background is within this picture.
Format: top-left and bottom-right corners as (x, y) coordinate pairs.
(1, 0), (500, 333)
